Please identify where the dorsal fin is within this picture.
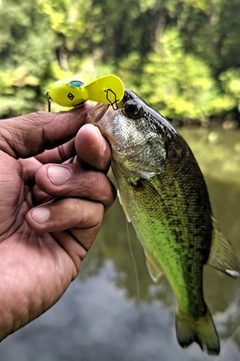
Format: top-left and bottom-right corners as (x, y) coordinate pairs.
(207, 218), (240, 278)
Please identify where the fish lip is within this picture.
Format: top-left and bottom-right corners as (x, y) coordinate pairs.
(85, 103), (110, 124)
(85, 88), (135, 126)
(85, 102), (118, 128)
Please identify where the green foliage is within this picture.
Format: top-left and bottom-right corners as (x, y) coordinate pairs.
(220, 68), (240, 112)
(0, 0), (58, 115)
(0, 0), (239, 121)
(118, 29), (233, 120)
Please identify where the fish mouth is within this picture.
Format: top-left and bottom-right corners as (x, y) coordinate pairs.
(85, 102), (118, 128)
(86, 103), (110, 124)
(85, 88), (136, 125)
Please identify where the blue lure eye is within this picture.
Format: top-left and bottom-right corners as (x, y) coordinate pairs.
(69, 80), (85, 87)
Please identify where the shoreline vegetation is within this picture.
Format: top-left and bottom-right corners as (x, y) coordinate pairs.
(0, 0), (240, 124)
(170, 118), (240, 129)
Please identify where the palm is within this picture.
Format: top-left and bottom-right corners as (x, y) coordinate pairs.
(0, 108), (114, 340)
(0, 155), (76, 334)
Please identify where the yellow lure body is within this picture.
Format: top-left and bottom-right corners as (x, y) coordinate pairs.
(47, 74), (124, 108)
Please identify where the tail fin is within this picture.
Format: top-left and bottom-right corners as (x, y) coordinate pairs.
(175, 308), (220, 355)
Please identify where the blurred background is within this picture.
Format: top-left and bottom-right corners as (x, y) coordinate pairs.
(0, 0), (240, 360)
(0, 0), (240, 124)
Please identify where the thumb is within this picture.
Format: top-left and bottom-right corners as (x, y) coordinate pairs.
(0, 103), (92, 158)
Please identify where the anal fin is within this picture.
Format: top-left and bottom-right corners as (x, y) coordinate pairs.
(207, 218), (240, 278)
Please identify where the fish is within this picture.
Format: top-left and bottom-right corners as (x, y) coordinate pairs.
(85, 88), (240, 355)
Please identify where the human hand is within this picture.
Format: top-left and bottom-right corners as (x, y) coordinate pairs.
(0, 104), (115, 340)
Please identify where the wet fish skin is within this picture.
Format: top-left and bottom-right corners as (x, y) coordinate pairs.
(86, 89), (240, 355)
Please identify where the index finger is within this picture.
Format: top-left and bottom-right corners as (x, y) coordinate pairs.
(0, 103), (93, 159)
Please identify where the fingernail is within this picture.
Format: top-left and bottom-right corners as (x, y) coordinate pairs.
(48, 166), (71, 186)
(32, 207), (50, 224)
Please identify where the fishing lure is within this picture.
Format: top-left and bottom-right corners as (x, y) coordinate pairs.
(46, 74), (124, 111)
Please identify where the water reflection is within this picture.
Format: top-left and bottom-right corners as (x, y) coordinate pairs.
(0, 128), (240, 360)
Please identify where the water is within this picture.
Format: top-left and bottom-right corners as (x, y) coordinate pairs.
(1, 128), (240, 361)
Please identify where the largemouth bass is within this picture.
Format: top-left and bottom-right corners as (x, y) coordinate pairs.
(86, 89), (240, 355)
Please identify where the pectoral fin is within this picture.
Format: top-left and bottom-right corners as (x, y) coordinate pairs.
(207, 218), (240, 278)
(143, 247), (162, 282)
(117, 189), (131, 222)
(118, 189), (162, 282)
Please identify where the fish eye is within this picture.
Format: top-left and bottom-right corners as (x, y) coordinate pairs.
(124, 100), (143, 119)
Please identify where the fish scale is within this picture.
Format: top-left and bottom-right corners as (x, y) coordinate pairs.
(86, 88), (240, 356)
(119, 172), (207, 317)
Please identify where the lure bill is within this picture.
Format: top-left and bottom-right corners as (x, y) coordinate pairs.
(46, 74), (124, 111)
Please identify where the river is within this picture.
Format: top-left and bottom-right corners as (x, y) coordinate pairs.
(0, 127), (240, 361)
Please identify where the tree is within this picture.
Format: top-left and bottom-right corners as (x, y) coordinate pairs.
(0, 0), (239, 122)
